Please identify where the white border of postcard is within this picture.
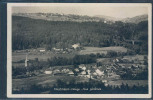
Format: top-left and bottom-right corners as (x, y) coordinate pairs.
(7, 3), (152, 98)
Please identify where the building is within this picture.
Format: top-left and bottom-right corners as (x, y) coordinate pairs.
(72, 43), (80, 49)
(40, 49), (45, 52)
(75, 68), (80, 72)
(25, 54), (29, 67)
(37, 48), (46, 52)
(53, 47), (61, 51)
(44, 69), (52, 74)
(61, 68), (70, 73)
(102, 80), (108, 83)
(68, 71), (74, 75)
(80, 71), (86, 75)
(95, 69), (104, 76)
(79, 64), (86, 70)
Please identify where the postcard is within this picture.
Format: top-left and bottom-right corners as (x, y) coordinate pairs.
(7, 3), (152, 98)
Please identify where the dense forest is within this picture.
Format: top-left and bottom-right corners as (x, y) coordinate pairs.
(12, 15), (148, 54)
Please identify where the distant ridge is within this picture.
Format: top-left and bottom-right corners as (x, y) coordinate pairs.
(121, 14), (148, 24)
(12, 13), (106, 23)
(13, 13), (148, 24)
(94, 15), (123, 22)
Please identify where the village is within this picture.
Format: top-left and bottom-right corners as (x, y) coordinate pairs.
(42, 56), (147, 86)
(12, 42), (148, 89)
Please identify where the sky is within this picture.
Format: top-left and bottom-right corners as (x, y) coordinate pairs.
(12, 4), (149, 18)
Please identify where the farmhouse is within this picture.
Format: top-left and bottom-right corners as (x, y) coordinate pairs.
(85, 75), (91, 78)
(80, 71), (86, 75)
(79, 64), (86, 70)
(74, 68), (80, 72)
(44, 69), (52, 74)
(37, 48), (46, 52)
(40, 49), (45, 52)
(61, 68), (70, 73)
(72, 43), (80, 49)
(68, 71), (74, 76)
(95, 69), (104, 76)
(53, 47), (62, 52)
(87, 70), (91, 74)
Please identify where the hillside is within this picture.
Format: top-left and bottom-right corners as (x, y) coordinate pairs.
(94, 15), (122, 22)
(13, 13), (107, 23)
(12, 15), (148, 54)
(122, 14), (148, 24)
(13, 13), (148, 24)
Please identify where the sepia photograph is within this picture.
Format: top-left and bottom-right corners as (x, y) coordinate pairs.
(7, 3), (152, 98)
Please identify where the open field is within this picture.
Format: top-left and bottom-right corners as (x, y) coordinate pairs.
(12, 52), (76, 62)
(12, 74), (89, 90)
(12, 73), (148, 91)
(79, 46), (128, 55)
(12, 46), (128, 62)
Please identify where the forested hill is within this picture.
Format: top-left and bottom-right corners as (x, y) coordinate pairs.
(122, 14), (148, 24)
(12, 15), (148, 54)
(13, 13), (107, 23)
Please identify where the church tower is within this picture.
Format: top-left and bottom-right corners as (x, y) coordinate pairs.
(25, 54), (29, 67)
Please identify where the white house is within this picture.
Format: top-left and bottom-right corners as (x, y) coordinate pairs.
(79, 64), (86, 70)
(102, 80), (107, 83)
(80, 71), (86, 75)
(68, 71), (74, 75)
(75, 68), (80, 72)
(40, 49), (45, 52)
(44, 70), (52, 74)
(86, 75), (90, 78)
(95, 69), (104, 76)
(37, 48), (46, 52)
(53, 47), (61, 51)
(72, 43), (80, 49)
(61, 69), (70, 73)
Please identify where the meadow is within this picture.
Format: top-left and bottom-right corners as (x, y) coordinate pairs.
(12, 51), (76, 62)
(12, 46), (128, 64)
(79, 46), (128, 55)
(12, 74), (89, 90)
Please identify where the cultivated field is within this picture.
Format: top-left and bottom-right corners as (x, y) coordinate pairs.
(79, 46), (128, 55)
(12, 73), (148, 91)
(12, 46), (128, 62)
(12, 52), (76, 62)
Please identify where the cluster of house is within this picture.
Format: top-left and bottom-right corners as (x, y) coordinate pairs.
(52, 43), (82, 54)
(112, 56), (147, 76)
(44, 63), (120, 80)
(43, 64), (122, 87)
